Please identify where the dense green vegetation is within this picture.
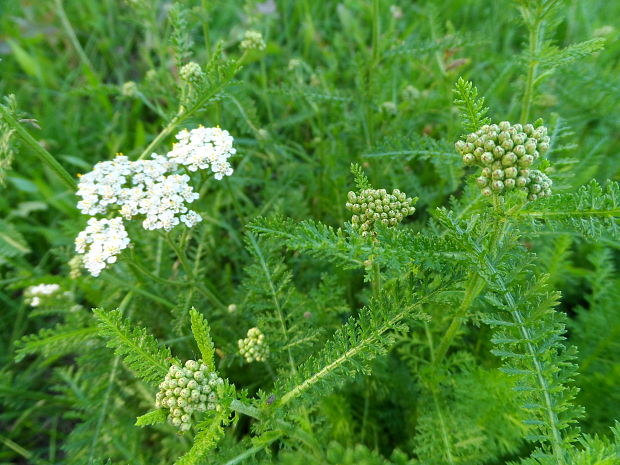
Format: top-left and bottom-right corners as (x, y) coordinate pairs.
(1, 0), (619, 464)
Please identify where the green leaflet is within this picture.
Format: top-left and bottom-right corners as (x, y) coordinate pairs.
(189, 307), (216, 371)
(93, 308), (173, 384)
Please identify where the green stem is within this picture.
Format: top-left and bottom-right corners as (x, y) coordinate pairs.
(200, 0), (211, 57)
(432, 272), (484, 365)
(0, 105), (77, 191)
(136, 53), (246, 161)
(230, 399), (261, 420)
(520, 17), (543, 124)
(371, 258), (382, 299)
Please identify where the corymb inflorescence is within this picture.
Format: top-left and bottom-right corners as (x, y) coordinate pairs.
(74, 126), (236, 276)
(346, 188), (416, 236)
(455, 121), (553, 200)
(155, 360), (224, 432)
(238, 327), (269, 363)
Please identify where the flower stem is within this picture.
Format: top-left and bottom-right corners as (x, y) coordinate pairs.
(520, 17), (543, 124)
(0, 105), (77, 191)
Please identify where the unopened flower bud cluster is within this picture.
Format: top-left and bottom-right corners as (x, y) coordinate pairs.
(74, 127), (236, 276)
(238, 327), (269, 363)
(346, 188), (416, 236)
(240, 30), (266, 51)
(155, 360), (224, 432)
(523, 169), (553, 201)
(24, 283), (61, 307)
(455, 121), (552, 199)
(179, 62), (205, 85)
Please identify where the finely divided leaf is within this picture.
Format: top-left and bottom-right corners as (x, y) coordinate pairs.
(93, 308), (171, 384)
(136, 409), (168, 427)
(189, 307), (215, 371)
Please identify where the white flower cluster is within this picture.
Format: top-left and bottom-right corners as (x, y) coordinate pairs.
(238, 327), (269, 363)
(168, 127), (236, 179)
(74, 127), (236, 276)
(24, 284), (61, 307)
(75, 218), (130, 276)
(155, 360), (224, 432)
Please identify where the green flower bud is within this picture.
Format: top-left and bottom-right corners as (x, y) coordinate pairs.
(513, 145), (526, 157)
(481, 152), (494, 165)
(491, 180), (505, 192)
(501, 139), (514, 151)
(502, 153), (517, 166)
(476, 176), (488, 187)
(518, 155), (534, 167)
(512, 133), (526, 145)
(504, 178), (516, 189)
(505, 167), (518, 178)
(463, 154), (475, 165)
(492, 169), (505, 180)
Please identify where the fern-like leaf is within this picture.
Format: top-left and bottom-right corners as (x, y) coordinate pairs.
(174, 413), (226, 465)
(518, 180), (620, 238)
(93, 308), (172, 384)
(189, 307), (215, 371)
(15, 324), (97, 362)
(135, 409), (167, 427)
(453, 77), (491, 133)
(275, 281), (436, 408)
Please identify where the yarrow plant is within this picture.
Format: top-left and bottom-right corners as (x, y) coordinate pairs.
(73, 126), (236, 276)
(4, 2), (620, 465)
(167, 126), (236, 178)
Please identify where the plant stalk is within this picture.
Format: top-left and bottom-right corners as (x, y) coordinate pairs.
(0, 105), (77, 191)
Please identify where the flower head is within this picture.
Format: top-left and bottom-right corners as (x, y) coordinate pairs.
(24, 284), (61, 307)
(455, 121), (552, 199)
(346, 188), (416, 237)
(238, 327), (269, 362)
(240, 30), (266, 51)
(179, 62), (204, 85)
(167, 127), (236, 179)
(155, 359), (224, 432)
(75, 217), (130, 277)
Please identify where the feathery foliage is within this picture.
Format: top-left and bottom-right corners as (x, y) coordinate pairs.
(2, 0), (619, 464)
